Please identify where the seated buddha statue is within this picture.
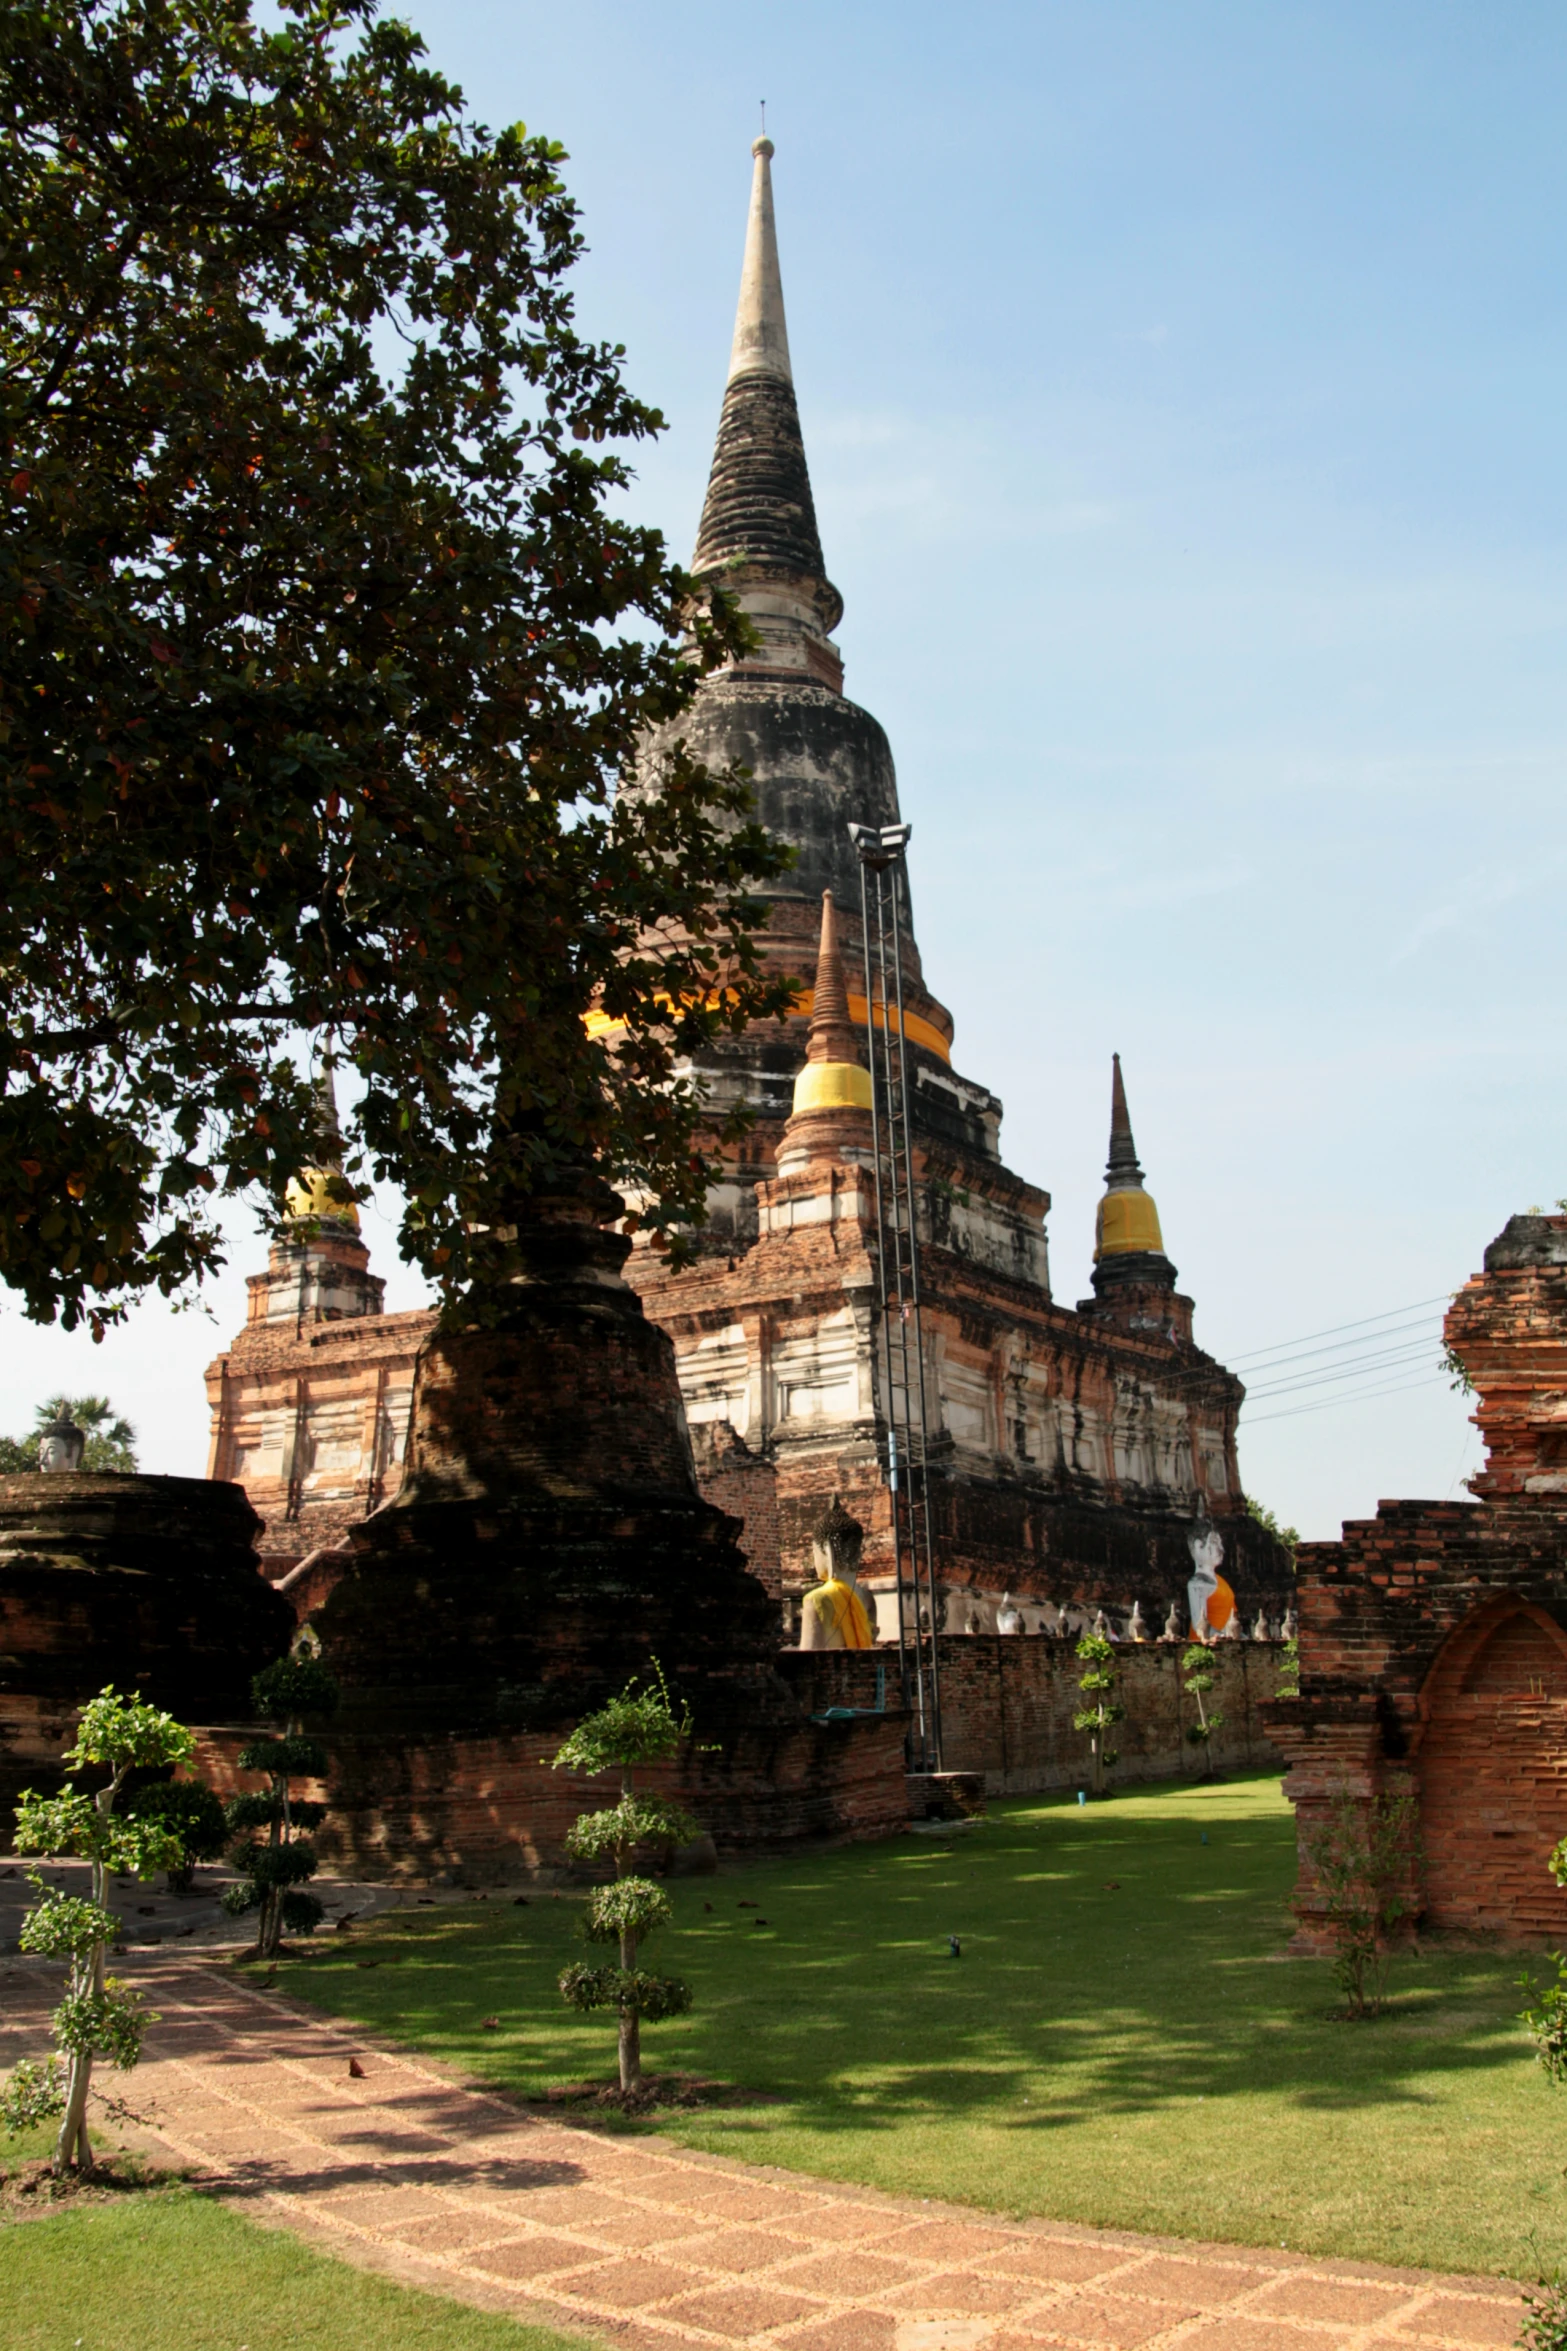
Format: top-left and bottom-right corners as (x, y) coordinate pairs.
(798, 1496), (875, 1651)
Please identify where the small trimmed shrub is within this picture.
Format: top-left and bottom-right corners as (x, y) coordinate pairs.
(1183, 1640), (1224, 1775)
(124, 1779), (228, 1893)
(552, 1663), (700, 2093)
(224, 1657), (338, 1958)
(1072, 1632), (1123, 1796)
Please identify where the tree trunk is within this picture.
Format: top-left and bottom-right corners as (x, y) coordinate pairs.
(53, 2045), (93, 2176)
(257, 1884), (282, 1959)
(618, 1926), (640, 2092)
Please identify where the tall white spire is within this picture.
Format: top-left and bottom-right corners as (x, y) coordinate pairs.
(727, 136), (792, 384)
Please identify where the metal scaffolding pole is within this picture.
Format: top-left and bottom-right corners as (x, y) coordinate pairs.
(850, 822), (943, 1772)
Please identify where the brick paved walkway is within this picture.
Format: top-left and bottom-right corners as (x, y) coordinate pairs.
(2, 1958), (1524, 2351)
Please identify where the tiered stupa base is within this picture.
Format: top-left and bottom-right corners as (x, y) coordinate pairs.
(0, 1472), (292, 1815)
(199, 1192), (907, 1880)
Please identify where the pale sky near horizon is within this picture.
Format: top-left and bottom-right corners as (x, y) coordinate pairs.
(4, 2), (1564, 1540)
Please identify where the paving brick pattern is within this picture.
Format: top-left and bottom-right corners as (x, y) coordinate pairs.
(2, 1958), (1524, 2351)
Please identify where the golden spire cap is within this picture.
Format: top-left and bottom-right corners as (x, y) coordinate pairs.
(1094, 1052), (1164, 1259)
(791, 891), (872, 1115)
(284, 1064), (360, 1227)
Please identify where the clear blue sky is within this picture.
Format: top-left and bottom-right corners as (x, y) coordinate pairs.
(5, 1), (1564, 1537)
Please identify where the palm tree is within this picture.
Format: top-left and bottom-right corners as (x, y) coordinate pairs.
(32, 1396), (138, 1472)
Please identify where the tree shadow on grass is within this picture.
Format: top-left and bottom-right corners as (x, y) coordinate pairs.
(281, 1783), (1533, 2142)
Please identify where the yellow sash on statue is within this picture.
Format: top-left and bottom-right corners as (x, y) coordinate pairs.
(815, 1578), (875, 1649)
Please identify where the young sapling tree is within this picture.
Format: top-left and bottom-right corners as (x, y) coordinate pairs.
(1073, 1631), (1124, 1797)
(1518, 1837), (1567, 2082)
(223, 1658), (338, 1957)
(1182, 1638), (1224, 1776)
(5, 1688), (192, 2175)
(1300, 1780), (1422, 2019)
(552, 1666), (700, 2095)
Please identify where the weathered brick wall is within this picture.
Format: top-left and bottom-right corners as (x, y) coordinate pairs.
(1270, 1497), (1567, 1944)
(779, 1636), (1284, 1793)
(1271, 1219), (1567, 1947)
(691, 1426), (782, 1598)
(194, 1703), (910, 1885)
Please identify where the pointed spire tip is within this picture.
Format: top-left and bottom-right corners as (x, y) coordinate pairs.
(728, 133), (791, 385)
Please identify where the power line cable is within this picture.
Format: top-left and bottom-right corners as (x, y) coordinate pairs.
(1159, 1319), (1446, 1397)
(1152, 1294), (1453, 1397)
(1241, 1372), (1449, 1428)
(1219, 1293), (1455, 1368)
(1241, 1340), (1444, 1403)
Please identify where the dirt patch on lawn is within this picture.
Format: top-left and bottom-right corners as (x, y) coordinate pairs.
(0, 2151), (190, 2219)
(534, 2071), (781, 2116)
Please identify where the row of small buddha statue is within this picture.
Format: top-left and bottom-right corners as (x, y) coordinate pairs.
(794, 1497), (1296, 1654)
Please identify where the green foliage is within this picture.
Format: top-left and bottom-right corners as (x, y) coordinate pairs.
(1244, 1496), (1300, 1554)
(236, 1735), (329, 1780)
(0, 2053), (66, 2135)
(39, 1394), (138, 1469)
(1182, 1640), (1225, 1774)
(550, 1658), (698, 2088)
(0, 1392), (138, 1470)
(1441, 1341), (1476, 1397)
(1519, 1952), (1567, 2083)
(52, 1979), (149, 2068)
(1521, 2276), (1567, 2351)
(251, 1657), (339, 1725)
(582, 1877), (671, 1946)
(8, 1687), (191, 2173)
(282, 1889), (326, 1936)
(14, 1793), (182, 1881)
(0, 0), (794, 1340)
(124, 1778), (228, 1889)
(65, 1687), (196, 1780)
(17, 1885), (118, 1961)
(563, 1793), (702, 1863)
(558, 1964), (693, 2023)
(1275, 1634), (1301, 1699)
(552, 1663), (693, 1779)
(1073, 1631), (1124, 1795)
(1302, 1782), (1422, 2019)
(225, 1659), (338, 1955)
(229, 1840), (322, 1894)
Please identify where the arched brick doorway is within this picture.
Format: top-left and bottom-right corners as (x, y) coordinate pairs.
(1416, 1596), (1567, 1935)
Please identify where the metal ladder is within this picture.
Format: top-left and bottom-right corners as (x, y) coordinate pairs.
(849, 822), (943, 1773)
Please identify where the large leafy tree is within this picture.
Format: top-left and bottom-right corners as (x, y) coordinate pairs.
(0, 0), (790, 1339)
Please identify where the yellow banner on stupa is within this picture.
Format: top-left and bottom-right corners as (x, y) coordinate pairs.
(585, 987), (951, 1065)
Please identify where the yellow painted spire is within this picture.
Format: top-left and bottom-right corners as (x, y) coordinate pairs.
(284, 1065), (360, 1228)
(1094, 1052), (1164, 1260)
(791, 891), (873, 1115)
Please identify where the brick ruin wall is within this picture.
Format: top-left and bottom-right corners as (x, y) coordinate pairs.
(193, 1706), (911, 1886)
(781, 1636), (1284, 1794)
(1269, 1497), (1567, 1946)
(1269, 1222), (1567, 1949)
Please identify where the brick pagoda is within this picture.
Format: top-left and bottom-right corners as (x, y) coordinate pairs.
(205, 136), (1292, 1640)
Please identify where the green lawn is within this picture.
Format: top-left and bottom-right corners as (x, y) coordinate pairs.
(263, 1773), (1567, 2279)
(0, 2184), (593, 2351)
